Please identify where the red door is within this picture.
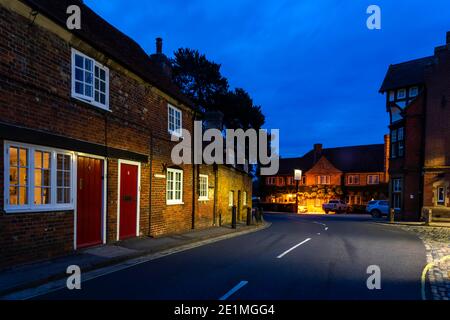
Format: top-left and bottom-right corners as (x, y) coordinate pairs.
(77, 156), (103, 249)
(119, 163), (138, 240)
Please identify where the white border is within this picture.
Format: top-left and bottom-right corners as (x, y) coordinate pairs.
(73, 153), (107, 250)
(116, 159), (141, 241)
(3, 141), (76, 213)
(198, 174), (209, 201)
(166, 168), (184, 205)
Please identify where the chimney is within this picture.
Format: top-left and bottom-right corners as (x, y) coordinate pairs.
(156, 37), (163, 54)
(313, 143), (323, 163)
(149, 37), (172, 79)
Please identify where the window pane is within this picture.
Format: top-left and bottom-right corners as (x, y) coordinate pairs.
(35, 151), (42, 168)
(9, 147), (18, 166)
(9, 167), (18, 185)
(34, 187), (42, 205)
(75, 54), (83, 68)
(57, 188), (63, 204)
(75, 81), (83, 95)
(19, 186), (27, 205)
(75, 68), (83, 81)
(85, 85), (93, 97)
(19, 167), (27, 186)
(43, 152), (50, 169)
(100, 94), (106, 105)
(85, 59), (93, 71)
(19, 148), (28, 166)
(42, 188), (50, 204)
(43, 170), (50, 186)
(9, 187), (18, 205)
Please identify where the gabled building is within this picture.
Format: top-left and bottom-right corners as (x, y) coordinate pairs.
(262, 142), (389, 213)
(380, 32), (450, 221)
(0, 0), (252, 269)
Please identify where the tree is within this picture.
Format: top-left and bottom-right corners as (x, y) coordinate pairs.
(171, 48), (228, 113)
(171, 48), (265, 130)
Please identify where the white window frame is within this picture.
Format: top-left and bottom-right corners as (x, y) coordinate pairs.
(409, 86), (419, 98)
(4, 141), (75, 213)
(71, 48), (110, 111)
(198, 174), (209, 201)
(168, 104), (183, 137)
(367, 175), (380, 185)
(166, 168), (183, 205)
(397, 88), (406, 99)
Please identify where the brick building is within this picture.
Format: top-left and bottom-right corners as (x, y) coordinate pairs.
(380, 32), (450, 221)
(0, 0), (252, 269)
(262, 142), (389, 213)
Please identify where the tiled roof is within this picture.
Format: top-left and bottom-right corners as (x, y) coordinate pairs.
(21, 0), (193, 108)
(379, 56), (435, 93)
(277, 144), (385, 175)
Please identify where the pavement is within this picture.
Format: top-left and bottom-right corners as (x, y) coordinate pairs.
(4, 212), (431, 300)
(0, 221), (267, 299)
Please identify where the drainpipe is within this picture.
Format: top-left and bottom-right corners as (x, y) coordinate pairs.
(213, 163), (218, 226)
(418, 90), (428, 221)
(148, 132), (153, 237)
(191, 111), (197, 230)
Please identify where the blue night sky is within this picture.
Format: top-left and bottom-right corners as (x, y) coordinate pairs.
(85, 0), (450, 158)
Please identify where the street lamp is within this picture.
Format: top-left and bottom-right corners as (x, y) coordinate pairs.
(294, 169), (302, 214)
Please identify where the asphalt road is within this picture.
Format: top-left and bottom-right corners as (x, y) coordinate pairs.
(36, 213), (427, 300)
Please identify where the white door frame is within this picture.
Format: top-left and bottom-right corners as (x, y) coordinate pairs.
(117, 159), (141, 241)
(74, 153), (107, 250)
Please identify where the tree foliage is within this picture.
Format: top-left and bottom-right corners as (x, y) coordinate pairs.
(172, 48), (265, 129)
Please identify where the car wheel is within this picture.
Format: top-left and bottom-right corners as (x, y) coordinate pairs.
(325, 210), (329, 214)
(371, 210), (381, 218)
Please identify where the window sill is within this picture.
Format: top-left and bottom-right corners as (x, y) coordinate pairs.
(167, 201), (184, 206)
(71, 96), (111, 113)
(4, 206), (74, 214)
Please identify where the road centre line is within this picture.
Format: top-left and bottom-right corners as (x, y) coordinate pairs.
(219, 281), (249, 301)
(277, 238), (312, 259)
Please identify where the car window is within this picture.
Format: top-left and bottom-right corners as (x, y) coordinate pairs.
(368, 201), (377, 205)
(380, 201), (389, 206)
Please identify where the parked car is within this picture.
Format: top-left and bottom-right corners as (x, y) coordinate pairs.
(322, 200), (349, 214)
(366, 200), (389, 218)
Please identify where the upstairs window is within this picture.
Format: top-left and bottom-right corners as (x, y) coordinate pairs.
(168, 104), (182, 137)
(317, 175), (331, 185)
(367, 175), (380, 185)
(347, 175), (360, 185)
(199, 175), (208, 201)
(397, 89), (406, 100)
(391, 127), (405, 158)
(71, 49), (109, 110)
(409, 86), (419, 98)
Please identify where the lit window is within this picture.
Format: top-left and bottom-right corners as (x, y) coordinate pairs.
(437, 187), (445, 205)
(397, 89), (406, 99)
(317, 175), (331, 185)
(5, 142), (74, 212)
(168, 104), (182, 137)
(199, 175), (208, 201)
(347, 175), (360, 185)
(367, 175), (380, 185)
(167, 168), (183, 205)
(71, 48), (109, 110)
(243, 191), (248, 206)
(389, 91), (395, 102)
(229, 191), (234, 207)
(409, 87), (419, 98)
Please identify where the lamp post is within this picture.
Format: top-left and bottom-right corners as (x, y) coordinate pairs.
(294, 169), (302, 214)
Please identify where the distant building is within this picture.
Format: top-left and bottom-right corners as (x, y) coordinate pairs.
(262, 142), (389, 213)
(380, 32), (450, 221)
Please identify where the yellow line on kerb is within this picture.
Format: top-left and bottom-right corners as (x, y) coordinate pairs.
(421, 255), (450, 300)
